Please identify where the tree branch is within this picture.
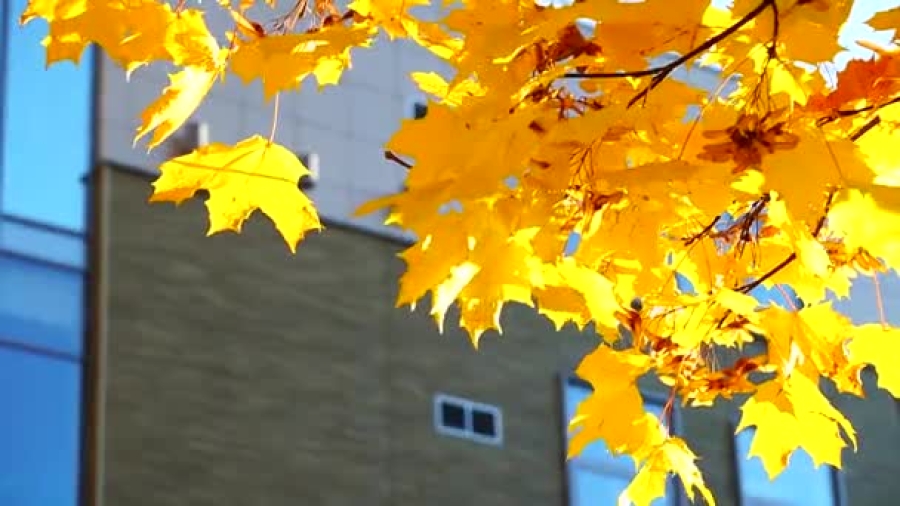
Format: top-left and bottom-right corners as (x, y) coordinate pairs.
(561, 0), (775, 104)
(736, 189), (837, 295)
(626, 0), (775, 108)
(816, 96), (900, 127)
(384, 150), (413, 169)
(849, 116), (882, 142)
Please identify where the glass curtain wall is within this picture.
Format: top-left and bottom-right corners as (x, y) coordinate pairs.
(0, 0), (94, 504)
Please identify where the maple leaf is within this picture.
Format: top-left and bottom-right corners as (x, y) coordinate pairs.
(847, 325), (900, 397)
(568, 346), (659, 459)
(621, 438), (716, 506)
(866, 6), (900, 33)
(23, 0), (220, 72)
(736, 372), (857, 479)
(150, 135), (322, 252)
(135, 65), (221, 149)
(756, 303), (855, 384)
(230, 23), (376, 98)
(828, 184), (900, 269)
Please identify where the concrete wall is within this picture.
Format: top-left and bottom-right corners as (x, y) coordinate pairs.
(99, 166), (900, 506)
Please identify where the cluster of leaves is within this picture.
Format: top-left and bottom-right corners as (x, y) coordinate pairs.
(22, 0), (900, 504)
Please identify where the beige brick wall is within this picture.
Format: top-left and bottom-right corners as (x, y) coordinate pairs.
(100, 166), (899, 506)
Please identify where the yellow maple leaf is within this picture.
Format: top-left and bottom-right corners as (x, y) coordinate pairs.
(410, 72), (485, 107)
(230, 23), (376, 99)
(135, 65), (221, 149)
(568, 346), (659, 459)
(23, 0), (220, 72)
(866, 6), (900, 32)
(847, 325), (900, 397)
(150, 135), (322, 252)
(828, 184), (900, 270)
(620, 438), (715, 506)
(736, 372), (857, 479)
(348, 0), (436, 41)
(756, 303), (854, 382)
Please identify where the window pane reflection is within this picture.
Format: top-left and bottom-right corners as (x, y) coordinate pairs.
(735, 428), (837, 506)
(571, 468), (632, 506)
(2, 0), (93, 232)
(0, 253), (84, 357)
(0, 216), (86, 269)
(0, 347), (81, 506)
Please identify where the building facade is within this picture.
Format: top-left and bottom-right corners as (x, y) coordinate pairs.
(0, 2), (898, 506)
(0, 0), (95, 504)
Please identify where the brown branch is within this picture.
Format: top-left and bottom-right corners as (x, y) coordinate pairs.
(736, 190), (837, 295)
(816, 96), (900, 127)
(385, 150), (412, 169)
(627, 0), (775, 108)
(849, 116), (882, 141)
(563, 0), (775, 84)
(683, 215), (721, 246)
(737, 253), (794, 294)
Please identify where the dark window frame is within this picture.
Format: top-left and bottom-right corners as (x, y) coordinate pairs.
(432, 393), (504, 446)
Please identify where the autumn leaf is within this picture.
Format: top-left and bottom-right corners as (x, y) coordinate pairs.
(230, 23), (376, 98)
(621, 438), (716, 506)
(150, 135), (322, 252)
(847, 325), (900, 397)
(568, 346), (658, 459)
(736, 372), (857, 479)
(135, 65), (221, 149)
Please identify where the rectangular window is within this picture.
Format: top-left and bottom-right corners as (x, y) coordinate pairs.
(562, 377), (679, 506)
(734, 427), (841, 506)
(433, 393), (503, 446)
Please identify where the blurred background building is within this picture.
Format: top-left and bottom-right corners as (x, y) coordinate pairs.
(0, 1), (899, 506)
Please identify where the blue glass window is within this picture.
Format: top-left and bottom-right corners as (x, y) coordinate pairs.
(0, 346), (81, 506)
(563, 378), (678, 506)
(1, 0), (93, 232)
(0, 253), (84, 358)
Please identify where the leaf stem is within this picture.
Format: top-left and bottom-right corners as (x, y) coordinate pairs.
(269, 92), (281, 144)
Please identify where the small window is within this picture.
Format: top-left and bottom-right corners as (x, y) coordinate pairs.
(471, 408), (496, 437)
(441, 402), (466, 430)
(433, 393), (503, 446)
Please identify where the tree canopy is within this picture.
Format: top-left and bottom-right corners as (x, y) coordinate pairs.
(20, 0), (900, 504)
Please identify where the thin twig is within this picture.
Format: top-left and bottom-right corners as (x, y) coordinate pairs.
(849, 116), (881, 141)
(627, 0), (775, 108)
(269, 93), (280, 144)
(736, 190), (836, 294)
(385, 150), (412, 169)
(817, 96), (900, 127)
(563, 0), (774, 86)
